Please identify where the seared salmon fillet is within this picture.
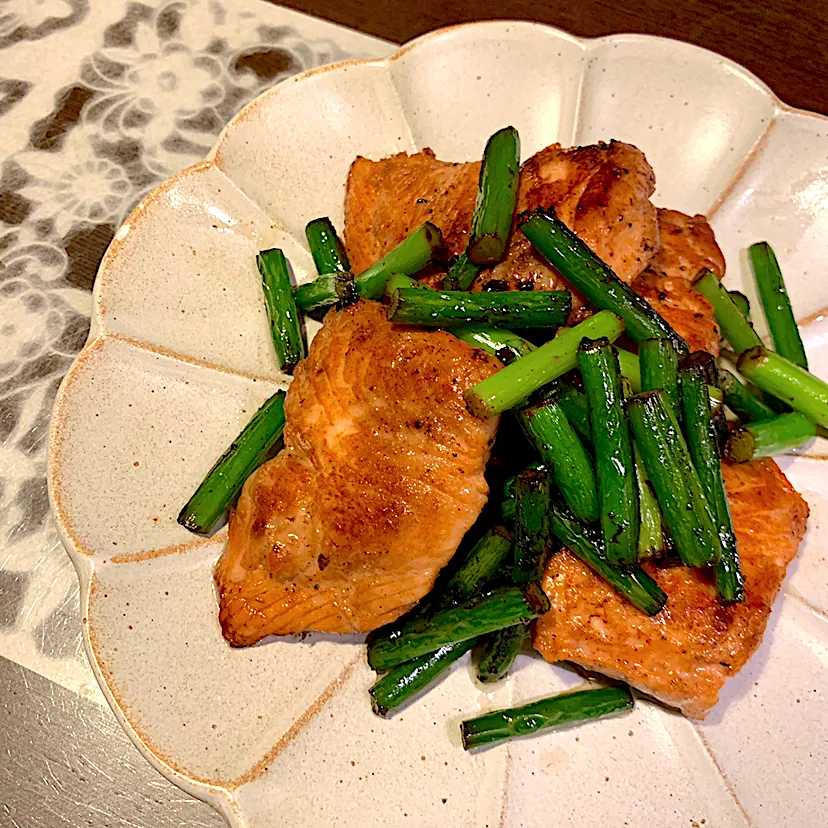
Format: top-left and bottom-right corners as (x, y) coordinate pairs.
(345, 141), (659, 310)
(647, 208), (726, 282)
(215, 301), (500, 646)
(533, 459), (809, 718)
(631, 208), (725, 354)
(345, 149), (480, 275)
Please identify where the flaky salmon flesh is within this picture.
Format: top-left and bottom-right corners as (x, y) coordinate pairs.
(215, 301), (499, 646)
(534, 459), (808, 718)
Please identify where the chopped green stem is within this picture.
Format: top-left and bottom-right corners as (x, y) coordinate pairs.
(475, 624), (527, 683)
(738, 346), (828, 429)
(441, 526), (515, 606)
(357, 222), (446, 299)
(519, 207), (687, 351)
(616, 348), (642, 393)
(385, 273), (423, 295)
(555, 381), (591, 441)
(680, 358), (744, 603)
(634, 443), (668, 559)
(639, 338), (680, 422)
(725, 413), (816, 462)
(444, 252), (483, 291)
(177, 391), (286, 534)
(366, 584), (550, 672)
(512, 470), (551, 584)
(718, 367), (776, 422)
(370, 639), (476, 717)
(728, 291), (751, 318)
(388, 288), (571, 329)
(335, 270), (358, 309)
(257, 249), (304, 372)
(461, 685), (633, 750)
(500, 463), (545, 523)
(749, 241), (808, 369)
(453, 324), (536, 364)
(626, 390), (722, 568)
(519, 396), (598, 522)
(693, 269), (762, 354)
(295, 222), (445, 314)
(548, 498), (667, 615)
(579, 338), (639, 569)
(464, 311), (625, 418)
(305, 217), (350, 275)
(467, 126), (521, 266)
(292, 273), (337, 320)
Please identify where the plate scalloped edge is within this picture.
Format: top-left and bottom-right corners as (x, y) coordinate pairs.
(48, 19), (828, 828)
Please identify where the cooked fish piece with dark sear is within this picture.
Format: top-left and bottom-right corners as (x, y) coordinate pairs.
(215, 301), (500, 646)
(533, 459), (808, 719)
(631, 208), (725, 354)
(344, 141), (659, 311)
(345, 148), (480, 275)
(647, 208), (726, 282)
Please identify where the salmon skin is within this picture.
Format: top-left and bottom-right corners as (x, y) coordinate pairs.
(215, 301), (500, 646)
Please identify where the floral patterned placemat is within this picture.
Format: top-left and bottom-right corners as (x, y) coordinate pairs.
(0, 2), (390, 823)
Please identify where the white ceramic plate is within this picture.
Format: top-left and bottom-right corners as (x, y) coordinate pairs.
(48, 21), (828, 828)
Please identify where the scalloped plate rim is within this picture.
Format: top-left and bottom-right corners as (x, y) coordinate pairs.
(47, 18), (828, 827)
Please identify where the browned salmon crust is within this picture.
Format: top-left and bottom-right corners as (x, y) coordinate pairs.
(647, 208), (726, 281)
(345, 141), (659, 316)
(630, 208), (724, 354)
(533, 459), (809, 718)
(345, 149), (480, 275)
(215, 301), (500, 646)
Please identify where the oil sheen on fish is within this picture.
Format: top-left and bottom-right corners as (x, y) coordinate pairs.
(215, 301), (500, 646)
(533, 459), (808, 718)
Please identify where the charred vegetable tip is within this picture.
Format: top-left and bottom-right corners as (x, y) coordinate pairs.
(464, 310), (625, 418)
(725, 412), (816, 463)
(692, 269), (762, 355)
(177, 390), (287, 535)
(466, 126), (521, 267)
(578, 338), (639, 569)
(461, 686), (633, 750)
(257, 248), (305, 372)
(387, 288), (571, 329)
(518, 207), (688, 352)
(749, 241), (809, 370)
(294, 222), (446, 314)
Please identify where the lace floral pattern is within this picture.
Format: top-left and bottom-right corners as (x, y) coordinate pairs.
(0, 0), (362, 690)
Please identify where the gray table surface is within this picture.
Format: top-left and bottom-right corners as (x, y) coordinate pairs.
(0, 3), (389, 825)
